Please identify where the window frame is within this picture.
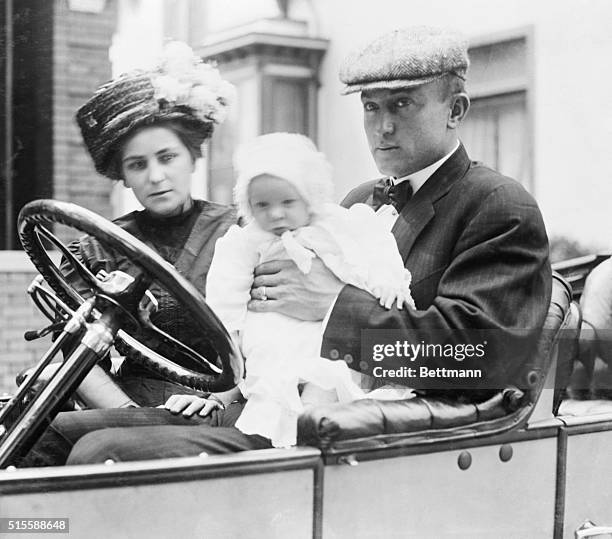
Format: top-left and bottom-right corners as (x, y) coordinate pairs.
(464, 26), (535, 193)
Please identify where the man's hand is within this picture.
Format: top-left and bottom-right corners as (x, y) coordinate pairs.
(249, 259), (344, 321)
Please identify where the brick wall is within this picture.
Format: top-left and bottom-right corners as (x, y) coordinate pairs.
(0, 252), (56, 395)
(53, 0), (118, 243)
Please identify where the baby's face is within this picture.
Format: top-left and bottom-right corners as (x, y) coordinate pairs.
(248, 174), (310, 235)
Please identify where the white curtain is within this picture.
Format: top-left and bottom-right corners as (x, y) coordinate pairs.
(459, 92), (528, 186)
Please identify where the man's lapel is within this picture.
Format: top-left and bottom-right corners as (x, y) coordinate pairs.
(391, 144), (471, 263)
(391, 199), (434, 263)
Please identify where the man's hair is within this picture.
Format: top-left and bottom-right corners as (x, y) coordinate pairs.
(437, 73), (466, 103)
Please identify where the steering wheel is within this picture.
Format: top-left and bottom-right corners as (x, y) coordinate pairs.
(18, 199), (241, 392)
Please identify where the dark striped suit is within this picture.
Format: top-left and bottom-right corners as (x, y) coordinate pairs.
(322, 144), (552, 399)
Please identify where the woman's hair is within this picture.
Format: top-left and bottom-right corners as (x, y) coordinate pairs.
(106, 118), (211, 181)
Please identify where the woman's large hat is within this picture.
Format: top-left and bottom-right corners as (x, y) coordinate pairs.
(76, 42), (235, 179)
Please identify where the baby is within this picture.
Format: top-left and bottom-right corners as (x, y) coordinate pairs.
(206, 133), (414, 447)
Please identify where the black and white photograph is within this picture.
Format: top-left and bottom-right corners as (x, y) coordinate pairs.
(1, 0), (611, 537)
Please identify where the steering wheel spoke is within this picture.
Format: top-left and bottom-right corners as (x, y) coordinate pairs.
(35, 222), (102, 291)
(18, 200), (241, 392)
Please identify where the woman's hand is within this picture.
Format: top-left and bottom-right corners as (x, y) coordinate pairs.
(248, 259), (344, 321)
(163, 386), (242, 417)
(162, 394), (223, 418)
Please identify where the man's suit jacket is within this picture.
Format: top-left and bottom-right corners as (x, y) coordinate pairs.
(322, 144), (552, 397)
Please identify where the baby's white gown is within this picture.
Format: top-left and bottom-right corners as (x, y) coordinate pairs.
(206, 203), (414, 447)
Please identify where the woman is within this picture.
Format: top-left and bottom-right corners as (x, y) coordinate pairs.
(59, 42), (237, 407)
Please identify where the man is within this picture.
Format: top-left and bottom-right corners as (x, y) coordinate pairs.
(21, 26), (551, 466)
(249, 26), (551, 398)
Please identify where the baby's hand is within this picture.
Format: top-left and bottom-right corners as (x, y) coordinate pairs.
(372, 285), (415, 310)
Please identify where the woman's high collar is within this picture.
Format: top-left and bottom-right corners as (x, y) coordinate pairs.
(136, 199), (199, 229)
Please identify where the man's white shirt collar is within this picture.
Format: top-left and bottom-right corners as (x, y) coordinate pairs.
(393, 141), (460, 194)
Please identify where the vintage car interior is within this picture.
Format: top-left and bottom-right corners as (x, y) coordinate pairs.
(0, 200), (611, 539)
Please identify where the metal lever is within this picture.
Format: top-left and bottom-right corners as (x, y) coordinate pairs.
(575, 520), (612, 538)
(0, 299), (94, 429)
(24, 321), (66, 341)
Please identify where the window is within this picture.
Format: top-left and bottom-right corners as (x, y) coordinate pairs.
(262, 76), (310, 134)
(461, 92), (528, 185)
(459, 33), (532, 188)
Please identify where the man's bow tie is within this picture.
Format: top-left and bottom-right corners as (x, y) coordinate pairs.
(373, 178), (413, 212)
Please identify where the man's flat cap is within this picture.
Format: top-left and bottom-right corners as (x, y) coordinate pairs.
(339, 26), (469, 95)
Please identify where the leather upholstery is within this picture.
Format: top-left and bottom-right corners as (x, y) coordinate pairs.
(298, 274), (574, 450)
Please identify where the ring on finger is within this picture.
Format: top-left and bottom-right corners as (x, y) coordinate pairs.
(261, 285), (267, 301)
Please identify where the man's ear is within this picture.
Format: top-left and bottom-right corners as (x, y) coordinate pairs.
(448, 93), (470, 129)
